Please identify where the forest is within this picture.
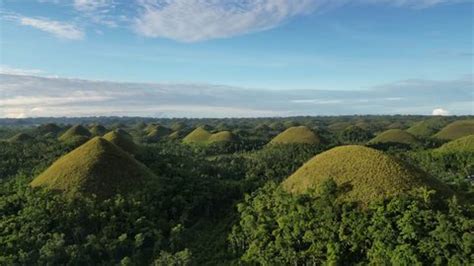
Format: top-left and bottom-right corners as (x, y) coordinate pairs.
(0, 115), (473, 265)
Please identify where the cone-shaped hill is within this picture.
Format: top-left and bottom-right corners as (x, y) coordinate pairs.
(183, 127), (212, 144)
(368, 129), (418, 146)
(59, 125), (91, 143)
(103, 130), (138, 154)
(282, 145), (451, 205)
(406, 118), (448, 137)
(8, 133), (33, 142)
(182, 127), (237, 144)
(435, 135), (474, 153)
(171, 121), (187, 131)
(30, 137), (156, 198)
(434, 120), (474, 140)
(146, 125), (172, 141)
(89, 124), (107, 136)
(270, 126), (320, 145)
(37, 123), (62, 136)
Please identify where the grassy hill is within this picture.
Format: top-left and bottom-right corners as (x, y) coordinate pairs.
(103, 130), (139, 154)
(8, 133), (33, 142)
(58, 125), (91, 144)
(406, 117), (448, 137)
(89, 124), (107, 136)
(208, 131), (237, 143)
(30, 137), (156, 198)
(145, 124), (172, 141)
(434, 119), (474, 140)
(37, 123), (62, 136)
(282, 145), (450, 205)
(368, 129), (418, 145)
(434, 135), (474, 153)
(183, 127), (212, 144)
(270, 126), (320, 145)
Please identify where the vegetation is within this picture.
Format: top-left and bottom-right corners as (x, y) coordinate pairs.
(368, 129), (419, 146)
(30, 137), (156, 198)
(270, 126), (321, 145)
(434, 119), (474, 140)
(58, 125), (92, 144)
(406, 117), (448, 137)
(0, 116), (472, 265)
(89, 124), (107, 136)
(7, 133), (33, 143)
(103, 130), (139, 154)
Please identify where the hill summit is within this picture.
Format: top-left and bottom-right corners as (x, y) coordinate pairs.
(406, 118), (447, 137)
(182, 127), (237, 144)
(434, 120), (474, 140)
(368, 129), (418, 145)
(59, 125), (91, 143)
(270, 126), (320, 145)
(8, 133), (33, 142)
(30, 137), (156, 198)
(435, 135), (474, 153)
(103, 130), (139, 154)
(282, 145), (450, 205)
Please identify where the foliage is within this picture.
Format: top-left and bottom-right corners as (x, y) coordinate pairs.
(270, 126), (321, 145)
(368, 129), (419, 146)
(434, 119), (474, 140)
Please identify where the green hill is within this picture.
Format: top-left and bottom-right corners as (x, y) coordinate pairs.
(89, 125), (107, 136)
(8, 133), (33, 142)
(368, 129), (418, 145)
(270, 126), (320, 145)
(58, 125), (91, 143)
(30, 137), (156, 198)
(435, 135), (474, 153)
(282, 145), (450, 205)
(434, 120), (474, 140)
(103, 130), (138, 154)
(170, 121), (187, 131)
(406, 117), (448, 137)
(183, 127), (212, 144)
(327, 122), (352, 132)
(37, 123), (61, 136)
(208, 131), (237, 143)
(146, 125), (172, 141)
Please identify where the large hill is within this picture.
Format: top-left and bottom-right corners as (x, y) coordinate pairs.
(434, 120), (474, 140)
(282, 145), (450, 205)
(30, 137), (156, 198)
(270, 126), (320, 145)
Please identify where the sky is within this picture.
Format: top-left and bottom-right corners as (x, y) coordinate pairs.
(0, 0), (473, 118)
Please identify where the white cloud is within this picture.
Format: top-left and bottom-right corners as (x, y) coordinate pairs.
(432, 108), (450, 116)
(17, 16), (84, 40)
(73, 0), (113, 12)
(133, 0), (464, 42)
(0, 65), (44, 76)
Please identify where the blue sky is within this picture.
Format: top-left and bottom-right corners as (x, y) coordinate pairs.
(0, 0), (472, 117)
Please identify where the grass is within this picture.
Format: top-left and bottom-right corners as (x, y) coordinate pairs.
(434, 119), (474, 140)
(103, 130), (138, 154)
(37, 123), (61, 135)
(208, 131), (237, 143)
(435, 135), (474, 153)
(145, 124), (172, 140)
(270, 126), (320, 145)
(89, 124), (107, 136)
(58, 125), (91, 142)
(30, 137), (156, 198)
(183, 127), (237, 145)
(406, 117), (448, 137)
(368, 129), (418, 145)
(282, 145), (450, 205)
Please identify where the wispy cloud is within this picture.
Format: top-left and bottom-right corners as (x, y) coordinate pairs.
(0, 65), (44, 76)
(4, 13), (84, 40)
(1, 72), (472, 118)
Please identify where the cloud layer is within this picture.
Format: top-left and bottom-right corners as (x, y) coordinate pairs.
(1, 73), (471, 118)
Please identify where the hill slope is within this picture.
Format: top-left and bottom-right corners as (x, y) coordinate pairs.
(434, 120), (474, 140)
(183, 127), (212, 144)
(103, 130), (139, 154)
(30, 137), (156, 198)
(8, 133), (33, 142)
(368, 129), (418, 145)
(270, 126), (320, 145)
(406, 118), (447, 137)
(282, 145), (449, 205)
(58, 125), (91, 143)
(435, 135), (474, 153)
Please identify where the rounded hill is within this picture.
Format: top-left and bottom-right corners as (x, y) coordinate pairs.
(59, 125), (91, 143)
(435, 135), (474, 153)
(183, 127), (212, 144)
(270, 126), (320, 145)
(368, 129), (418, 145)
(208, 131), (237, 143)
(37, 123), (61, 136)
(434, 120), (474, 140)
(89, 124), (107, 136)
(30, 137), (156, 198)
(406, 117), (447, 137)
(282, 145), (450, 205)
(103, 130), (138, 154)
(8, 133), (33, 142)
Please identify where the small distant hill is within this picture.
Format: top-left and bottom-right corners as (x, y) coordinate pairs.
(170, 121), (187, 132)
(58, 125), (91, 144)
(406, 117), (448, 137)
(183, 127), (212, 144)
(282, 145), (450, 205)
(89, 124), (107, 136)
(37, 123), (62, 136)
(327, 122), (352, 132)
(368, 129), (418, 146)
(434, 120), (474, 140)
(146, 125), (172, 141)
(434, 135), (474, 153)
(182, 127), (237, 144)
(30, 137), (156, 198)
(270, 126), (320, 145)
(103, 130), (138, 154)
(8, 133), (33, 143)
